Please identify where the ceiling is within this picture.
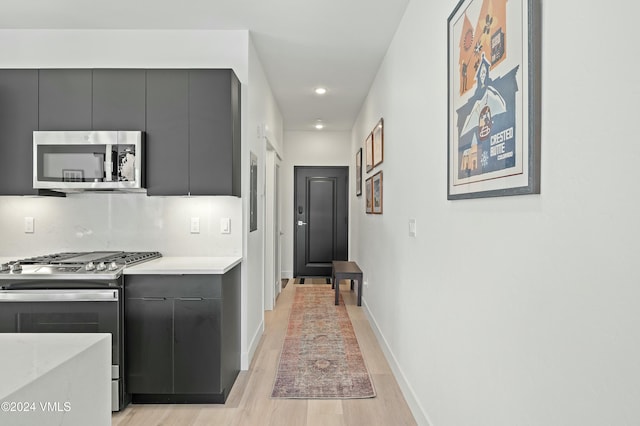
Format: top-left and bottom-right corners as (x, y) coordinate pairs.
(0, 0), (410, 131)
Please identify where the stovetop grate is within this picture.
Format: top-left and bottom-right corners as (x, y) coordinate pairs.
(11, 251), (162, 266)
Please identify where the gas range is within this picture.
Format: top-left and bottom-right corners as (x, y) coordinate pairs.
(0, 251), (161, 280)
(0, 250), (159, 411)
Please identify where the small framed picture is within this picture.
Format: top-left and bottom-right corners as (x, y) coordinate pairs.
(372, 171), (383, 214)
(365, 176), (373, 213)
(355, 148), (363, 196)
(372, 118), (384, 169)
(365, 133), (374, 172)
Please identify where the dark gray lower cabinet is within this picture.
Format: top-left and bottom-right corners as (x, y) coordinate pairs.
(125, 265), (240, 403)
(174, 298), (221, 393)
(125, 297), (173, 394)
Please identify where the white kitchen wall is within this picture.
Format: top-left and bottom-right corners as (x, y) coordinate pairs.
(0, 193), (242, 257)
(352, 1), (640, 425)
(0, 30), (249, 78)
(242, 39), (284, 367)
(281, 130), (351, 278)
(0, 29), (284, 371)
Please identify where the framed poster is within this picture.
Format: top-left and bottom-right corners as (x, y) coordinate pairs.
(447, 0), (540, 199)
(372, 171), (383, 214)
(365, 176), (373, 213)
(365, 132), (374, 172)
(372, 118), (384, 169)
(355, 148), (363, 196)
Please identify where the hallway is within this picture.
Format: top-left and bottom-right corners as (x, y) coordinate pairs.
(112, 281), (416, 425)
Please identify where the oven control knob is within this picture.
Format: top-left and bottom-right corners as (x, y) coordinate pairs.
(0, 263), (9, 272)
(10, 262), (22, 272)
(108, 261), (119, 271)
(96, 262), (107, 271)
(85, 261), (96, 271)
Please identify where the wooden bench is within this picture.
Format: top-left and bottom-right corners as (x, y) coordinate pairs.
(331, 260), (363, 306)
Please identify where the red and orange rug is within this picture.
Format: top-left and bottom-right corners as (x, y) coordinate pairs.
(271, 286), (376, 399)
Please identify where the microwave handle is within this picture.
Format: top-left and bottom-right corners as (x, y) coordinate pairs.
(104, 144), (114, 182)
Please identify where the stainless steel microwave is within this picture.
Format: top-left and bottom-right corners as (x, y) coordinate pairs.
(33, 131), (144, 191)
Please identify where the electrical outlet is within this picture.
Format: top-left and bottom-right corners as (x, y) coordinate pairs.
(190, 217), (200, 234)
(24, 217), (35, 233)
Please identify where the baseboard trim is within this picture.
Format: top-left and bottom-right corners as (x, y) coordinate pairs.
(362, 299), (432, 426)
(242, 319), (264, 370)
(282, 270), (293, 279)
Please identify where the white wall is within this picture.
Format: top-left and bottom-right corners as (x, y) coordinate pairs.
(281, 130), (351, 278)
(352, 1), (640, 425)
(0, 30), (248, 78)
(0, 29), (284, 371)
(0, 194), (241, 257)
(242, 38), (284, 367)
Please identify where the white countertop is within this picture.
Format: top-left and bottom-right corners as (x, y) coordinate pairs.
(124, 256), (242, 275)
(0, 333), (109, 399)
(0, 333), (111, 425)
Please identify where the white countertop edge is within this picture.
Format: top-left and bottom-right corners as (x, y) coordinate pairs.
(124, 256), (242, 275)
(0, 333), (111, 399)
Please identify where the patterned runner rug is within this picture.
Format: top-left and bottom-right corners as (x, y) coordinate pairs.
(271, 286), (376, 399)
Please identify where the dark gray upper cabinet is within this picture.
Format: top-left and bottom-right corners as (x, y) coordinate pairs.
(92, 69), (146, 131)
(39, 69), (92, 130)
(0, 70), (39, 195)
(188, 69), (241, 196)
(146, 69), (241, 196)
(0, 68), (240, 197)
(145, 70), (190, 196)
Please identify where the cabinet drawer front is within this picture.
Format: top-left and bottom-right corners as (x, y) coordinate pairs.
(125, 275), (222, 299)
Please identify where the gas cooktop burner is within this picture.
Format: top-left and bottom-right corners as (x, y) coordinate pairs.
(0, 251), (161, 280)
(14, 251), (161, 266)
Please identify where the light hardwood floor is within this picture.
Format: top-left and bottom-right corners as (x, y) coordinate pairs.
(112, 281), (416, 426)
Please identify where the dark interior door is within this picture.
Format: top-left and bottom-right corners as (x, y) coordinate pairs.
(294, 166), (348, 277)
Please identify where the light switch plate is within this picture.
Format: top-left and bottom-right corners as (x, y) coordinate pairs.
(24, 217), (34, 233)
(409, 219), (417, 237)
(221, 218), (231, 234)
(190, 217), (200, 234)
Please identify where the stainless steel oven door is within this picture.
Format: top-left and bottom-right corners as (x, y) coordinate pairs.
(0, 289), (123, 411)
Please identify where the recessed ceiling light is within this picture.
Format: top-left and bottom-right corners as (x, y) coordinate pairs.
(314, 87), (327, 95)
(315, 123), (324, 130)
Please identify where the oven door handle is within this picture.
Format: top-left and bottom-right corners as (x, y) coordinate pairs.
(0, 281), (118, 290)
(0, 289), (119, 302)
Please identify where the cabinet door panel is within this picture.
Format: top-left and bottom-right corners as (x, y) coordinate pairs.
(126, 298), (173, 393)
(92, 69), (146, 130)
(188, 70), (233, 195)
(0, 70), (39, 195)
(146, 70), (189, 195)
(39, 69), (92, 130)
(174, 298), (221, 393)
